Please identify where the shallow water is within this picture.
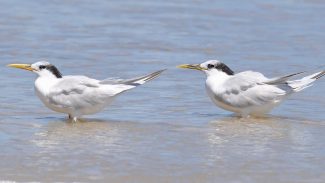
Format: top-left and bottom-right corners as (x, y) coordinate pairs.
(0, 0), (324, 182)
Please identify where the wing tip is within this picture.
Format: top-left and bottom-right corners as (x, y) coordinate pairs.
(143, 69), (167, 82)
(287, 71), (305, 77)
(311, 71), (325, 80)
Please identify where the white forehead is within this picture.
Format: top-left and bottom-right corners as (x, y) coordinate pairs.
(31, 61), (51, 67)
(200, 60), (221, 66)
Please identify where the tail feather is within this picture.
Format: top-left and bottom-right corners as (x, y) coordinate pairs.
(264, 71), (304, 85)
(100, 69), (166, 86)
(288, 70), (325, 92)
(119, 69), (166, 86)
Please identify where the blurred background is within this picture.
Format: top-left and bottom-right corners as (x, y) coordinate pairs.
(0, 0), (324, 182)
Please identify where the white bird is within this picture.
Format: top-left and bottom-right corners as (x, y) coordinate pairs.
(178, 60), (325, 117)
(8, 61), (165, 121)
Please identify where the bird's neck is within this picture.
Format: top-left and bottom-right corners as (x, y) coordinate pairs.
(205, 72), (231, 92)
(206, 71), (230, 82)
(35, 76), (60, 95)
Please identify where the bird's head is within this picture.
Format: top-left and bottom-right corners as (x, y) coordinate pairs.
(7, 61), (62, 78)
(177, 60), (234, 77)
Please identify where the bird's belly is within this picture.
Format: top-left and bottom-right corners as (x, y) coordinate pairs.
(210, 95), (241, 113)
(78, 99), (114, 115)
(205, 86), (281, 116)
(35, 86), (116, 118)
(247, 101), (281, 116)
(209, 94), (279, 116)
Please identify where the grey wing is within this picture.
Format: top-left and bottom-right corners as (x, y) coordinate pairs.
(218, 72), (287, 108)
(263, 72), (304, 85)
(100, 69), (166, 86)
(47, 76), (109, 109)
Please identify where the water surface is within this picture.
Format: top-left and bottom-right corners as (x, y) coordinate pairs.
(0, 0), (324, 182)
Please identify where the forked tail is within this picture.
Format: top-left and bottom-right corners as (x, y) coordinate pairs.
(116, 69), (166, 86)
(287, 70), (325, 92)
(100, 69), (166, 92)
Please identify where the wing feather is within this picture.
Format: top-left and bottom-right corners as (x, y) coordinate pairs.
(100, 69), (166, 86)
(47, 76), (107, 109)
(263, 72), (304, 85)
(216, 71), (286, 108)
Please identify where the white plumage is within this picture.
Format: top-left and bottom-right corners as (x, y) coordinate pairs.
(8, 61), (165, 121)
(178, 60), (324, 117)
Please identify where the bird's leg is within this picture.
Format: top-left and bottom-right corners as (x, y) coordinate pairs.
(68, 114), (77, 122)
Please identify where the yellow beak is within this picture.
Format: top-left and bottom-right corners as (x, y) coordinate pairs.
(7, 64), (34, 71)
(177, 64), (205, 71)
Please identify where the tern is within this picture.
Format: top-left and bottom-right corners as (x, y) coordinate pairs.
(178, 60), (324, 117)
(8, 61), (165, 121)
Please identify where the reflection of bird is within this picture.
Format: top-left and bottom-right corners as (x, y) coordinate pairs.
(178, 60), (325, 117)
(8, 61), (165, 121)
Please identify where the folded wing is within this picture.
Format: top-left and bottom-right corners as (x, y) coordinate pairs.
(47, 76), (112, 109)
(218, 71), (286, 108)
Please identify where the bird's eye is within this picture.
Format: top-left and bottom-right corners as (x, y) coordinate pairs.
(207, 64), (214, 69)
(39, 65), (46, 69)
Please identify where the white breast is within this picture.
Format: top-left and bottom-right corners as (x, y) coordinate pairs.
(34, 77), (72, 114)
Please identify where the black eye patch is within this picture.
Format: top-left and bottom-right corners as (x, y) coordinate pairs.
(215, 63), (234, 75)
(47, 65), (63, 78)
(39, 65), (46, 69)
(207, 64), (214, 69)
